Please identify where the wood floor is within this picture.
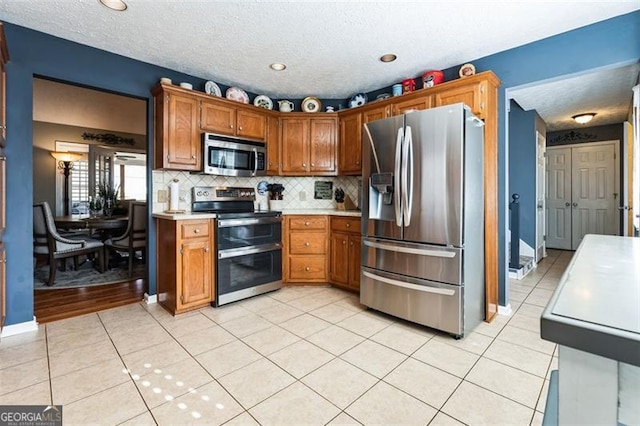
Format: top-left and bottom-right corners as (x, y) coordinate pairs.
(34, 279), (146, 323)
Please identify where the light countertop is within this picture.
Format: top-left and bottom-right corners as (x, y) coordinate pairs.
(540, 234), (640, 366)
(153, 209), (361, 220)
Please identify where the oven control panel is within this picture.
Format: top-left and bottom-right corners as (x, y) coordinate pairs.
(192, 186), (256, 202)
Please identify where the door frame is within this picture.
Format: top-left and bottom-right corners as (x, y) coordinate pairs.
(546, 139), (621, 247)
(535, 131), (546, 262)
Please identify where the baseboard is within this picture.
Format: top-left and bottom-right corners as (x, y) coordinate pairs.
(1, 317), (39, 338)
(498, 304), (513, 317)
(144, 293), (157, 304)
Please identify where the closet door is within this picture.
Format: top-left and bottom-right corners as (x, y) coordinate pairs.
(546, 148), (572, 250)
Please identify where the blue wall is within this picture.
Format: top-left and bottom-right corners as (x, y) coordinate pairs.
(3, 11), (639, 325)
(508, 100), (537, 249)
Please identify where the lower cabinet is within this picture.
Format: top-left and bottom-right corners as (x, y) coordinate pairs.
(283, 215), (328, 283)
(329, 216), (361, 291)
(157, 219), (214, 314)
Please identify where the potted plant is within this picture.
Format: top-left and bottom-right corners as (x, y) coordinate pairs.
(97, 181), (120, 217)
(267, 183), (284, 211)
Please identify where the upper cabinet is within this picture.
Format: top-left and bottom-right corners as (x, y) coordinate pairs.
(338, 110), (362, 175)
(434, 80), (488, 119)
(200, 100), (266, 141)
(266, 115), (280, 175)
(392, 95), (433, 115)
(153, 85), (201, 171)
(0, 23), (8, 148)
(280, 115), (337, 176)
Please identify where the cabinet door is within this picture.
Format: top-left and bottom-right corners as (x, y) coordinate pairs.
(236, 108), (266, 140)
(434, 82), (486, 118)
(309, 118), (337, 174)
(330, 232), (349, 285)
(348, 234), (361, 289)
(339, 112), (362, 175)
(281, 118), (309, 174)
(165, 92), (200, 170)
(179, 238), (212, 308)
(392, 95), (433, 115)
(200, 100), (236, 136)
(266, 115), (280, 175)
(363, 105), (390, 123)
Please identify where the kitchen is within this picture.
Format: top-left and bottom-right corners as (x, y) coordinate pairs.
(0, 2), (638, 424)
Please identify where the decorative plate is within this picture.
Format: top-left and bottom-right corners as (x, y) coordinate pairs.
(376, 93), (391, 101)
(204, 81), (222, 96)
(253, 95), (273, 110)
(226, 86), (249, 103)
(459, 63), (476, 78)
(349, 93), (368, 108)
(301, 96), (322, 113)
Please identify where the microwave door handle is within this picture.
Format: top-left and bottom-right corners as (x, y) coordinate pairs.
(253, 148), (258, 176)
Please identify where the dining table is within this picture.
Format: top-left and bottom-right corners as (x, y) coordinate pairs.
(54, 214), (128, 240)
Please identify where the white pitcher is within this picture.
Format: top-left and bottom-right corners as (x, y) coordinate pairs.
(278, 100), (294, 112)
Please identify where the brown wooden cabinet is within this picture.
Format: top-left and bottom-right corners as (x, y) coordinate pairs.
(338, 110), (362, 175)
(434, 80), (488, 119)
(363, 105), (391, 123)
(153, 86), (201, 170)
(157, 219), (214, 314)
(200, 100), (266, 140)
(280, 115), (337, 176)
(392, 95), (433, 115)
(329, 216), (361, 291)
(266, 115), (280, 174)
(283, 215), (328, 283)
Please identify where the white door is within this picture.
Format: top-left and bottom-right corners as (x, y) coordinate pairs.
(546, 148), (572, 250)
(535, 131), (546, 261)
(571, 144), (617, 249)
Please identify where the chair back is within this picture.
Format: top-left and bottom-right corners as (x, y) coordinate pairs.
(121, 201), (147, 250)
(33, 201), (86, 255)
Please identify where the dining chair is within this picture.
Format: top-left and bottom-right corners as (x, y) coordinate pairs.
(104, 201), (147, 276)
(33, 201), (105, 286)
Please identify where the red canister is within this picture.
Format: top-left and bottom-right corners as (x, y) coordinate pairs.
(421, 70), (444, 88)
(402, 78), (416, 93)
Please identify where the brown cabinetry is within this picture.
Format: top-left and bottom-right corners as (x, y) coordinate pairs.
(266, 115), (280, 174)
(338, 110), (362, 175)
(392, 95), (433, 115)
(280, 115), (337, 176)
(157, 219), (214, 314)
(434, 80), (488, 119)
(153, 86), (201, 170)
(283, 215), (328, 283)
(200, 100), (266, 140)
(329, 216), (361, 291)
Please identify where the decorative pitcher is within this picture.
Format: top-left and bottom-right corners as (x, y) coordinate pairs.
(278, 100), (294, 112)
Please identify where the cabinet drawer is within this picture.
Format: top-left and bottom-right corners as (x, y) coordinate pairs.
(289, 232), (326, 254)
(289, 216), (327, 230)
(331, 217), (360, 233)
(288, 256), (326, 280)
(180, 221), (210, 239)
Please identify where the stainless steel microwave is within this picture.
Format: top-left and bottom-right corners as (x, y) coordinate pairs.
(202, 133), (267, 177)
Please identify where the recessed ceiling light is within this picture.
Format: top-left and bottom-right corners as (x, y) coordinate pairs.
(572, 113), (596, 124)
(99, 0), (127, 11)
(379, 54), (397, 63)
(270, 63), (286, 71)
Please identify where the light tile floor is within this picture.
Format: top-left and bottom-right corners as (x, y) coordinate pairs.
(0, 249), (572, 425)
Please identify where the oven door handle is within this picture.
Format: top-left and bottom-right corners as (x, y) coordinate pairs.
(218, 243), (282, 259)
(217, 216), (283, 228)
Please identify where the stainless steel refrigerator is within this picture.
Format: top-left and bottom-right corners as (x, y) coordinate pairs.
(360, 102), (485, 338)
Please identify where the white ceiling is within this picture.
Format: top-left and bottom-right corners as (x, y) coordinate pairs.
(3, 1), (639, 131)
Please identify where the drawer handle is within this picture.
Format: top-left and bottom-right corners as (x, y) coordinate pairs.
(305, 266), (310, 271)
(304, 221), (310, 226)
(346, 223), (351, 228)
(302, 163), (307, 167)
(194, 229), (201, 234)
(311, 163), (315, 167)
(304, 242), (310, 247)
(230, 124), (234, 129)
(342, 240), (346, 245)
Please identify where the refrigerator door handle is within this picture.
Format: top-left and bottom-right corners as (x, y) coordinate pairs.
(394, 127), (403, 227)
(402, 126), (414, 227)
(363, 239), (457, 258)
(363, 271), (456, 296)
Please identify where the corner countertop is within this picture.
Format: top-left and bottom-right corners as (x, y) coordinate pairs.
(153, 209), (361, 221)
(540, 234), (640, 366)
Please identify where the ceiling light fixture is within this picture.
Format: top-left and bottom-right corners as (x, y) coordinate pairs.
(270, 63), (286, 71)
(379, 54), (397, 63)
(572, 113), (596, 124)
(99, 0), (127, 11)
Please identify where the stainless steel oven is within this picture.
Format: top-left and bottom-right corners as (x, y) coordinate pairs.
(192, 186), (282, 307)
(203, 133), (267, 177)
(216, 213), (282, 306)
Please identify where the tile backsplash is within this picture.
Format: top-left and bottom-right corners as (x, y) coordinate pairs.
(152, 171), (361, 213)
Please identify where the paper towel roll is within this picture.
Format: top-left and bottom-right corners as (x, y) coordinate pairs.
(169, 179), (180, 211)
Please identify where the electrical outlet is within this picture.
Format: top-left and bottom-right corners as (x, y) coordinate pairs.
(157, 189), (168, 203)
(299, 190), (307, 201)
